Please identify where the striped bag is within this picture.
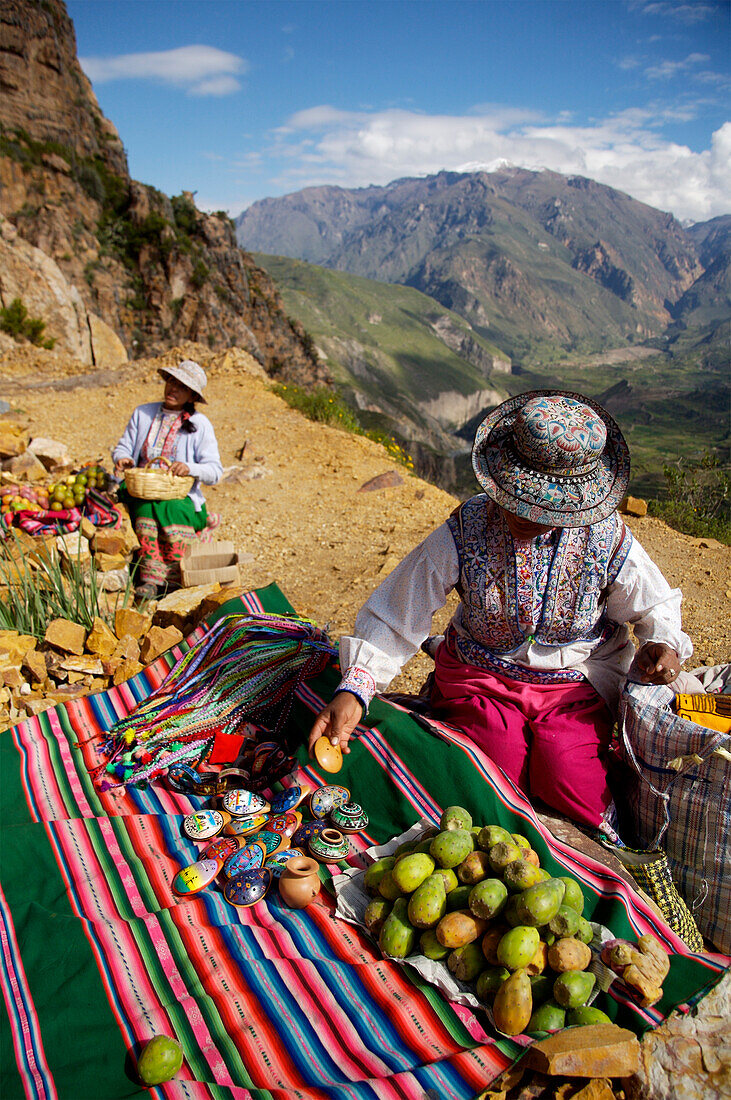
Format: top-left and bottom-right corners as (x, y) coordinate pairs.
(619, 679), (731, 954)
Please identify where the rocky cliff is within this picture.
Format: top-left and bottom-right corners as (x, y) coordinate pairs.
(0, 0), (325, 384)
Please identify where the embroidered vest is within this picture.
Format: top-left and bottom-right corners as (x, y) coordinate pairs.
(446, 496), (631, 667)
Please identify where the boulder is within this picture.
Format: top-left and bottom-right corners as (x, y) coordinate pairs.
(620, 495), (648, 517)
(112, 659), (144, 685)
(88, 313), (128, 368)
(139, 625), (184, 664)
(152, 583), (221, 634)
(85, 617), (118, 658)
(0, 631), (37, 662)
(91, 529), (129, 557)
(44, 618), (86, 656)
(6, 450), (47, 481)
(59, 655), (105, 675)
(22, 649), (47, 685)
(94, 552), (129, 573)
(28, 437), (71, 471)
(114, 607), (151, 640)
(57, 531), (92, 568)
(0, 422), (29, 459)
(95, 566), (129, 591)
(525, 1023), (640, 1077)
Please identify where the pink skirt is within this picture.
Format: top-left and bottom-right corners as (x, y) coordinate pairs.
(431, 640), (614, 827)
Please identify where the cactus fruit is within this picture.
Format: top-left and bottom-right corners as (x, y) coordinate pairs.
(408, 874), (447, 928)
(503, 858), (546, 892)
(433, 867), (458, 893)
(492, 967), (533, 1036)
(481, 925), (509, 965)
(379, 898), (417, 959)
(568, 1005), (612, 1026)
(364, 897), (392, 935)
(525, 940), (548, 976)
(477, 825), (513, 851)
(557, 876), (585, 914)
(430, 828), (474, 869)
(440, 805), (473, 831)
(446, 884), (473, 911)
(419, 928), (451, 960)
(548, 904), (581, 938)
(363, 856), (396, 895)
(528, 1000), (566, 1033)
(503, 894), (523, 927)
(496, 925), (541, 970)
(436, 909), (488, 948)
(391, 852), (435, 893)
(552, 969), (596, 1009)
(476, 966), (511, 1002)
(576, 917), (594, 945)
(377, 869), (407, 901)
(488, 841), (523, 873)
(511, 833), (531, 851)
(516, 878), (566, 927)
(456, 850), (492, 884)
(468, 878), (508, 920)
(547, 937), (592, 973)
(448, 941), (487, 982)
(529, 973), (554, 1005)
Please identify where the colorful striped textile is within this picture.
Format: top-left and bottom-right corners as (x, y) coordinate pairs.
(1, 585), (727, 1100)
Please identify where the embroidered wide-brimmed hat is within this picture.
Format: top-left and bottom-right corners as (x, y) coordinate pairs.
(158, 359), (208, 403)
(472, 390), (630, 527)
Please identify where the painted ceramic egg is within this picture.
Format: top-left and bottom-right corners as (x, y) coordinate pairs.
(309, 785), (351, 820)
(254, 829), (290, 857)
(222, 813), (269, 837)
(181, 809), (227, 841)
(265, 848), (306, 878)
(172, 859), (221, 895)
(267, 811), (301, 838)
(314, 736), (343, 773)
(290, 819), (329, 849)
(308, 827), (351, 864)
(222, 841), (266, 878)
(269, 786), (304, 814)
(221, 789), (270, 817)
(223, 868), (272, 908)
(330, 802), (369, 834)
(200, 835), (241, 863)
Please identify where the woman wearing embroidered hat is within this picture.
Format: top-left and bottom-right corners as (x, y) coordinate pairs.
(309, 390), (694, 831)
(113, 360), (223, 599)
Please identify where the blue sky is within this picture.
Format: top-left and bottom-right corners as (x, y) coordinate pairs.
(67, 0), (730, 223)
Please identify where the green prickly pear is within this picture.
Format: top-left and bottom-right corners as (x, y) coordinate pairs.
(393, 840), (417, 859)
(488, 841), (524, 873)
(363, 856), (396, 895)
(516, 878), (566, 927)
(492, 967), (532, 1035)
(558, 876), (585, 914)
(364, 897), (392, 935)
(475, 966), (510, 1002)
(408, 873), (447, 928)
(378, 869), (407, 901)
(440, 805), (472, 831)
(430, 828), (474, 869)
(456, 850), (492, 884)
(548, 903), (581, 938)
(434, 867), (458, 892)
(419, 928), (451, 961)
(468, 878), (508, 920)
(446, 884), (473, 911)
(527, 1000), (566, 1032)
(496, 925), (541, 970)
(503, 894), (523, 927)
(529, 973), (554, 1005)
(448, 941), (486, 982)
(552, 969), (596, 1009)
(511, 834), (531, 851)
(568, 1005), (612, 1026)
(576, 917), (594, 945)
(411, 837), (437, 855)
(391, 852), (435, 893)
(477, 825), (513, 851)
(379, 898), (417, 959)
(503, 858), (546, 892)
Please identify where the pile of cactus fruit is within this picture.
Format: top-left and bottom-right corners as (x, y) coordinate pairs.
(362, 805), (668, 1036)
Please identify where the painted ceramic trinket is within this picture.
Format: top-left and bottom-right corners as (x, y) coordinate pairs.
(267, 811), (301, 838)
(254, 830), (290, 857)
(222, 841), (266, 878)
(265, 848), (306, 877)
(330, 802), (369, 834)
(269, 786), (304, 814)
(200, 835), (241, 863)
(278, 855), (322, 908)
(222, 813), (269, 837)
(181, 809), (228, 841)
(172, 859), (221, 896)
(290, 819), (329, 849)
(309, 785), (350, 820)
(313, 736), (343, 773)
(308, 827), (351, 863)
(223, 868), (272, 908)
(221, 789), (270, 817)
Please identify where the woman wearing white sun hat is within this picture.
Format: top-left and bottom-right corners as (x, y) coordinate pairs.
(113, 359), (223, 599)
(309, 390), (695, 830)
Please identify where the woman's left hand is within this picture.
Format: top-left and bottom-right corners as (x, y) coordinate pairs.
(170, 461), (190, 477)
(633, 642), (681, 685)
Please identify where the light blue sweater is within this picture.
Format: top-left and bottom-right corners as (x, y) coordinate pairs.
(112, 402), (223, 512)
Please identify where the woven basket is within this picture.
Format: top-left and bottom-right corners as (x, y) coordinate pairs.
(125, 457), (194, 501)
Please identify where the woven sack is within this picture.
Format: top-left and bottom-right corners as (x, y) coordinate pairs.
(125, 457), (194, 500)
(619, 679), (731, 953)
(608, 845), (704, 951)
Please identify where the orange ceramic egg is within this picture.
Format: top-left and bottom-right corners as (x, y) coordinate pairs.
(314, 736), (343, 773)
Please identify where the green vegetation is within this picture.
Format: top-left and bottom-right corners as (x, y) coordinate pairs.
(648, 452), (730, 544)
(272, 383), (414, 470)
(0, 298), (55, 349)
(0, 534), (135, 639)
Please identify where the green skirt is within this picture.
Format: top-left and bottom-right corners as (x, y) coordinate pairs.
(120, 488), (207, 586)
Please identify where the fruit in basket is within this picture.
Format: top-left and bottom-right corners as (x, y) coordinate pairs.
(363, 856), (396, 895)
(496, 925), (541, 970)
(477, 825), (513, 850)
(503, 857), (547, 892)
(488, 841), (523, 873)
(558, 876), (585, 914)
(547, 937), (592, 973)
(440, 805), (473, 831)
(475, 965), (510, 1002)
(448, 941), (486, 982)
(528, 1000), (566, 1033)
(408, 873), (447, 928)
(391, 852), (435, 893)
(419, 928), (451, 960)
(493, 967), (533, 1035)
(568, 1005), (612, 1025)
(457, 850), (492, 884)
(469, 878), (508, 921)
(364, 897), (392, 935)
(516, 879), (566, 927)
(379, 898), (418, 959)
(430, 828), (473, 869)
(548, 904), (581, 939)
(552, 969), (596, 1009)
(436, 909), (488, 948)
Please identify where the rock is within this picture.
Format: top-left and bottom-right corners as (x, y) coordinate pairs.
(22, 697), (55, 717)
(139, 625), (184, 664)
(91, 529), (129, 557)
(44, 618), (86, 656)
(2, 666), (25, 689)
(114, 607), (152, 640)
(94, 552), (129, 572)
(56, 531), (92, 568)
(358, 471), (404, 492)
(114, 509), (140, 553)
(112, 658), (144, 685)
(0, 421), (29, 459)
(42, 685), (90, 705)
(525, 1023), (640, 1078)
(111, 634), (140, 663)
(88, 313), (128, 368)
(6, 450), (47, 481)
(59, 655), (105, 675)
(21, 649), (47, 685)
(0, 631), (37, 662)
(79, 517), (97, 540)
(620, 495), (648, 517)
(571, 1081), (617, 1100)
(28, 437), (70, 470)
(85, 617), (118, 658)
(152, 583), (221, 633)
(95, 566), (129, 591)
(199, 586), (245, 619)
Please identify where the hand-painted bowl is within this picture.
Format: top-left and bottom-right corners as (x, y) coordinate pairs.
(308, 827), (351, 863)
(309, 785), (351, 820)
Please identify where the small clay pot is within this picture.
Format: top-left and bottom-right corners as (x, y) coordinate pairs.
(278, 855), (322, 908)
(308, 827), (350, 863)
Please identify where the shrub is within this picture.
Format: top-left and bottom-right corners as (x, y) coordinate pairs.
(0, 298), (55, 349)
(648, 451), (730, 544)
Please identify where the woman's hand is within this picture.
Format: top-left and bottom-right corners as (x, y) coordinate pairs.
(170, 461), (190, 477)
(114, 457), (134, 475)
(308, 692), (363, 756)
(633, 642), (681, 685)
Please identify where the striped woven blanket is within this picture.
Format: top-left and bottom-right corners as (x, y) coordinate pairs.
(1, 585), (727, 1100)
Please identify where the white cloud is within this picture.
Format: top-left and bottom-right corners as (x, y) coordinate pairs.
(631, 2), (718, 24)
(79, 45), (247, 96)
(646, 52), (710, 79)
(262, 105), (731, 223)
